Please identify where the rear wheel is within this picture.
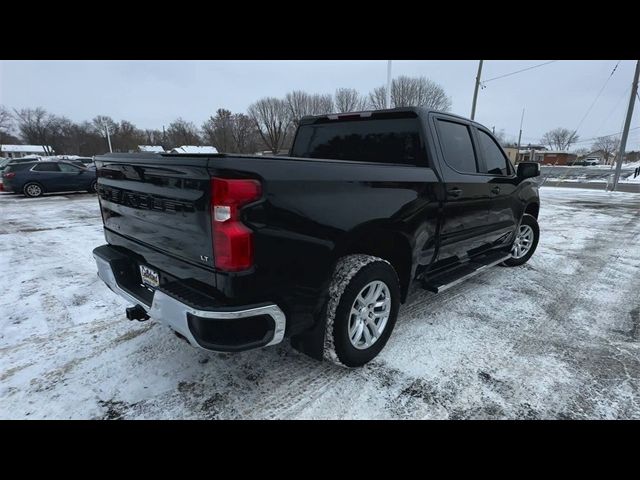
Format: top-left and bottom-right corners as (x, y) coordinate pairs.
(503, 214), (539, 266)
(23, 182), (43, 198)
(88, 180), (97, 193)
(323, 254), (400, 368)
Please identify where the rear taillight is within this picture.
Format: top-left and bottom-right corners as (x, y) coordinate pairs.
(3, 172), (16, 179)
(211, 177), (262, 271)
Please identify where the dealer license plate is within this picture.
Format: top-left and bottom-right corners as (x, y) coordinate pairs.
(139, 265), (159, 288)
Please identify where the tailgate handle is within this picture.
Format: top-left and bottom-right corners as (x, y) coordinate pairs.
(448, 188), (463, 198)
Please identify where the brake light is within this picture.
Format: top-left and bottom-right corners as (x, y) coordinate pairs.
(3, 172), (16, 179)
(211, 177), (261, 271)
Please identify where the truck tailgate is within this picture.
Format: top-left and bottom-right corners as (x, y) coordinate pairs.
(96, 157), (213, 270)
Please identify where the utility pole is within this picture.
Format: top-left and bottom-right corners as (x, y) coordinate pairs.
(516, 108), (525, 164)
(612, 60), (640, 191)
(386, 60), (392, 109)
(471, 60), (484, 120)
(103, 122), (113, 153)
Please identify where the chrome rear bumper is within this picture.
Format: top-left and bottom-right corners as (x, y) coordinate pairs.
(93, 248), (286, 352)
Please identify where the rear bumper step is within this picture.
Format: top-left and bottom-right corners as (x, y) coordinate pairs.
(93, 245), (286, 352)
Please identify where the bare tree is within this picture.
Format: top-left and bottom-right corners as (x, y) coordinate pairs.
(285, 91), (334, 126)
(0, 105), (21, 144)
(76, 121), (106, 156)
(143, 129), (165, 147)
(202, 109), (260, 154)
(91, 115), (119, 143)
(309, 93), (334, 115)
(47, 116), (76, 155)
(13, 107), (58, 154)
(113, 120), (146, 152)
(368, 86), (388, 110)
(248, 97), (291, 154)
(368, 76), (452, 111)
(202, 109), (235, 152)
(541, 128), (579, 151)
(230, 113), (259, 154)
(591, 135), (620, 165)
(166, 118), (201, 148)
(334, 88), (369, 113)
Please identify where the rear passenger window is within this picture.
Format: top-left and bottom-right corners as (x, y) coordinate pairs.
(477, 129), (509, 175)
(436, 120), (478, 174)
(33, 163), (60, 172)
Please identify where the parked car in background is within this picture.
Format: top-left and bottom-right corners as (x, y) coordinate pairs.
(1, 160), (97, 197)
(570, 159), (599, 166)
(1, 156), (43, 191)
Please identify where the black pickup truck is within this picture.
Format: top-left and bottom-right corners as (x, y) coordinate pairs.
(93, 107), (540, 367)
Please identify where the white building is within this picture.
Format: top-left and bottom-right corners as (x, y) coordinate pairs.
(137, 145), (165, 153)
(169, 145), (218, 154)
(1, 145), (54, 158)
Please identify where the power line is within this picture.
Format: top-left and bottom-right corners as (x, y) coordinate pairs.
(572, 60), (620, 135)
(594, 83), (631, 136)
(571, 126), (640, 145)
(481, 61), (558, 85)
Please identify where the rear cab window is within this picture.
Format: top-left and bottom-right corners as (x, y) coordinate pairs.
(291, 112), (428, 166)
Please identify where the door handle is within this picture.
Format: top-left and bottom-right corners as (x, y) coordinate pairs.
(491, 186), (501, 195)
(448, 188), (463, 198)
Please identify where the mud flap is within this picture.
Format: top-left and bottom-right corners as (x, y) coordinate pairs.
(290, 300), (329, 361)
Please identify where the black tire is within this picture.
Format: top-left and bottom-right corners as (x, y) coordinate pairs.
(323, 254), (401, 368)
(503, 214), (539, 267)
(88, 180), (97, 194)
(23, 182), (44, 198)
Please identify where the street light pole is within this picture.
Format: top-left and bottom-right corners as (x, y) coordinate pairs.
(612, 60), (640, 191)
(516, 108), (525, 163)
(471, 60), (484, 120)
(386, 60), (392, 109)
(104, 122), (113, 153)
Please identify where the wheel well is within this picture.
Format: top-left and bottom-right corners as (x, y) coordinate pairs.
(23, 181), (45, 192)
(524, 202), (539, 219)
(339, 228), (412, 303)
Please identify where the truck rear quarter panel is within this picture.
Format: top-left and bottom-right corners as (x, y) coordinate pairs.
(209, 156), (441, 334)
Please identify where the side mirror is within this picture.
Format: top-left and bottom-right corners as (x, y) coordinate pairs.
(517, 161), (540, 179)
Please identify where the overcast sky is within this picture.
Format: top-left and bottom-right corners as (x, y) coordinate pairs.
(1, 60), (638, 150)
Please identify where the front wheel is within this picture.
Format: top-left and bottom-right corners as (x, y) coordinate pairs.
(323, 254), (400, 368)
(88, 180), (97, 194)
(503, 214), (539, 267)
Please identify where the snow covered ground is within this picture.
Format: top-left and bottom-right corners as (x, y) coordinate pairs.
(1, 188), (639, 419)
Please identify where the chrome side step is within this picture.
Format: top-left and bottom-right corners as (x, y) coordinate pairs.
(422, 253), (512, 294)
